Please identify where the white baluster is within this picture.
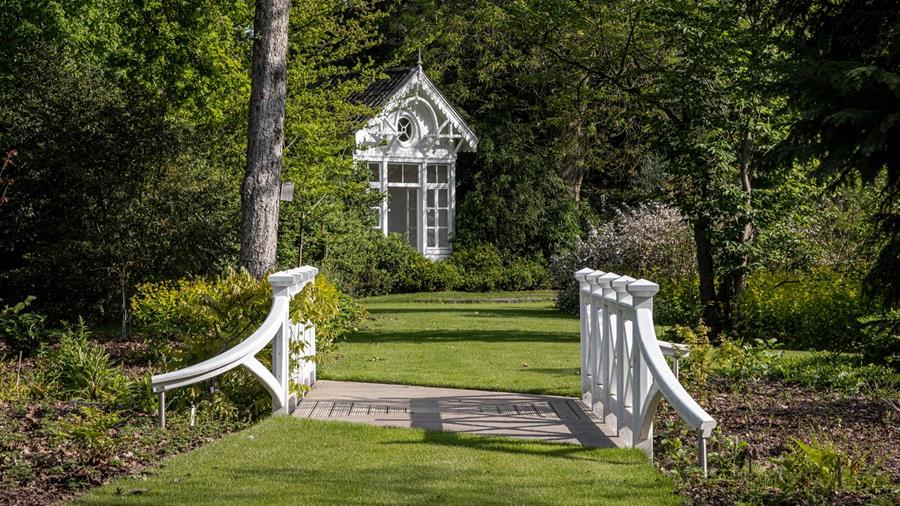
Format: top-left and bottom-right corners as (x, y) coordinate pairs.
(597, 272), (619, 422)
(611, 275), (634, 437)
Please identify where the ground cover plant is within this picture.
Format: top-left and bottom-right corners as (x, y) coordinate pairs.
(0, 270), (364, 505)
(75, 417), (678, 506)
(0, 338), (249, 505)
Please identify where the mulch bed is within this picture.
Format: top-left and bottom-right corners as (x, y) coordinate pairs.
(655, 378), (900, 504)
(0, 340), (249, 506)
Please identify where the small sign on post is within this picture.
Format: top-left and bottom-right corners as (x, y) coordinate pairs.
(280, 181), (294, 202)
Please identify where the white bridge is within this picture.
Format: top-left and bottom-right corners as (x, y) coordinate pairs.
(149, 265), (715, 475)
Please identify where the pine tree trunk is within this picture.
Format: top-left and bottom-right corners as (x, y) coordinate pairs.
(240, 0), (290, 279)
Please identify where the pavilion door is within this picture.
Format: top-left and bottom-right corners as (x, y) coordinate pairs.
(387, 186), (419, 248)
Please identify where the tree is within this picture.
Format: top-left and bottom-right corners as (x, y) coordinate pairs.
(506, 0), (801, 336)
(774, 0), (900, 305)
(241, 0), (291, 278)
(276, 0), (385, 269)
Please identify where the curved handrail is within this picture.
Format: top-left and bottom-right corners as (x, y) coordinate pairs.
(151, 266), (319, 425)
(151, 297), (289, 392)
(634, 310), (716, 436)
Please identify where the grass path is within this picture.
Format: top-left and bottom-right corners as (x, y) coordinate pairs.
(320, 295), (583, 397)
(76, 417), (677, 506)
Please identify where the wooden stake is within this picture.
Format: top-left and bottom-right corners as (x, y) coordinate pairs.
(15, 350), (22, 392)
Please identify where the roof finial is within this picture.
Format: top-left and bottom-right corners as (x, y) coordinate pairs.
(417, 48), (423, 69)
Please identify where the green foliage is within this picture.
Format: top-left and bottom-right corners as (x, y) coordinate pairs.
(448, 243), (504, 292)
(549, 204), (700, 322)
(666, 323), (711, 400)
(133, 268), (361, 420)
(503, 255), (551, 292)
(0, 296), (48, 356)
(276, 1), (388, 270)
(451, 153), (582, 259)
(712, 337), (782, 389)
(47, 407), (122, 465)
(290, 275), (367, 360)
(770, 352), (899, 394)
(775, 1), (900, 304)
(0, 45), (239, 324)
(860, 311), (900, 371)
(735, 270), (872, 350)
(45, 321), (132, 406)
(325, 231), (425, 297)
(776, 438), (890, 501)
(653, 277), (702, 327)
(327, 232), (549, 297)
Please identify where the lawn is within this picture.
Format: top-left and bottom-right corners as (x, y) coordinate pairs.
(319, 294), (584, 397)
(76, 417), (677, 506)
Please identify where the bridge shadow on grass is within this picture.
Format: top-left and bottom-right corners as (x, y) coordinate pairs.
(518, 367), (581, 377)
(368, 306), (573, 320)
(385, 429), (639, 464)
(347, 328), (578, 344)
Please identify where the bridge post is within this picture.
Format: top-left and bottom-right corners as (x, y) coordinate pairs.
(628, 279), (659, 455)
(268, 272), (294, 415)
(574, 269), (594, 403)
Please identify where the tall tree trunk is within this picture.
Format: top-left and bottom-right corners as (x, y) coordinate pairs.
(720, 126), (757, 333)
(240, 0), (290, 278)
(693, 217), (722, 338)
(560, 81), (589, 201)
(560, 119), (588, 201)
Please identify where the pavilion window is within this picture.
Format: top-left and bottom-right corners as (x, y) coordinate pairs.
(426, 164), (451, 249)
(367, 162), (383, 230)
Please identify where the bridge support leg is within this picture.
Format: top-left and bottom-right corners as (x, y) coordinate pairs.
(158, 391), (166, 429)
(699, 435), (708, 478)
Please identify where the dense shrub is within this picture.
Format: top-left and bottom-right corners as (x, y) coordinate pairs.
(735, 269), (871, 351)
(325, 231), (421, 297)
(503, 255), (551, 291)
(327, 233), (549, 296)
(448, 243), (505, 291)
(0, 296), (49, 356)
(290, 274), (368, 359)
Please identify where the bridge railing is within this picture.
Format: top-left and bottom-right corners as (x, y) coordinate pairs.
(151, 266), (319, 427)
(574, 268), (716, 475)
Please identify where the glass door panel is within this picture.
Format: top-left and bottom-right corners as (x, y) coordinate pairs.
(388, 187), (418, 247)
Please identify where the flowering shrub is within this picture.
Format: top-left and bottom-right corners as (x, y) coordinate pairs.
(551, 203), (698, 323)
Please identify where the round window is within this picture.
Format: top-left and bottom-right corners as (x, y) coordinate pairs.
(397, 117), (413, 142)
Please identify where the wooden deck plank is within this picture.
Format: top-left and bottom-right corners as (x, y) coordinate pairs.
(293, 381), (622, 448)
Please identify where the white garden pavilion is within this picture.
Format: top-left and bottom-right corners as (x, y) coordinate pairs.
(353, 65), (477, 259)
